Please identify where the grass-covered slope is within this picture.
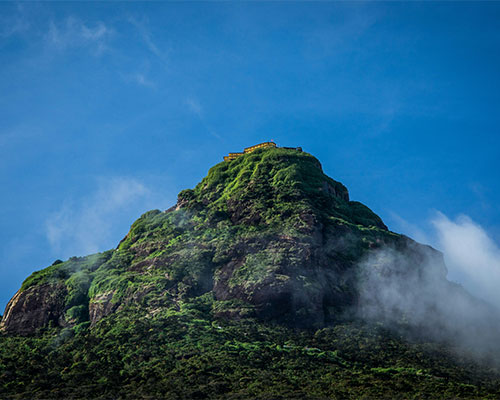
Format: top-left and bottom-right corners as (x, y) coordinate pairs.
(2, 146), (500, 398)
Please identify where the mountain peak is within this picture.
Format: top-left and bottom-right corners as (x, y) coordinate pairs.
(178, 146), (386, 231)
(3, 146), (500, 398)
(1, 147), (401, 334)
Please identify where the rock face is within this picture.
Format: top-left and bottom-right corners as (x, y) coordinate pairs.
(88, 291), (118, 326)
(0, 147), (453, 334)
(0, 284), (67, 335)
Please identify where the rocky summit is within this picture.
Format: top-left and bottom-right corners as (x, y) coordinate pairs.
(2, 146), (500, 399)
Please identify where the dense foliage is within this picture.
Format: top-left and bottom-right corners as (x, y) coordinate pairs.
(2, 304), (500, 399)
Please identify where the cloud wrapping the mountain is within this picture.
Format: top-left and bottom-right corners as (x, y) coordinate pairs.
(357, 242), (500, 360)
(432, 212), (500, 309)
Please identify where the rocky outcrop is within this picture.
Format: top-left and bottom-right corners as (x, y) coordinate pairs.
(88, 291), (118, 326)
(0, 283), (67, 335)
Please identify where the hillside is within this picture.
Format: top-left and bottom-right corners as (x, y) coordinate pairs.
(1, 146), (500, 399)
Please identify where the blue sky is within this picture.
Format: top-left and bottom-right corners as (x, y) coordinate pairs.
(1, 2), (500, 312)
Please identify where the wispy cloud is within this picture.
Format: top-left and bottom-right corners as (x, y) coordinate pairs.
(358, 242), (500, 359)
(303, 8), (379, 59)
(45, 177), (151, 258)
(122, 71), (156, 88)
(186, 97), (203, 116)
(389, 212), (431, 244)
(46, 16), (113, 55)
(432, 213), (500, 308)
(0, 3), (32, 39)
(185, 96), (222, 140)
(128, 16), (169, 66)
(0, 126), (38, 150)
(134, 73), (155, 88)
(0, 17), (29, 39)
(391, 211), (500, 309)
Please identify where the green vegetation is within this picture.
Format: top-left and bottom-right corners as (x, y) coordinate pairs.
(182, 147), (386, 230)
(2, 147), (499, 398)
(21, 251), (113, 292)
(2, 304), (500, 399)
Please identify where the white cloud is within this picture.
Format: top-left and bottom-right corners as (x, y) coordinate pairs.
(388, 211), (500, 309)
(45, 177), (152, 258)
(0, 126), (38, 149)
(0, 16), (29, 39)
(432, 213), (500, 308)
(46, 16), (113, 55)
(185, 96), (222, 140)
(303, 9), (379, 59)
(133, 73), (155, 88)
(389, 212), (431, 244)
(0, 3), (32, 39)
(128, 16), (168, 66)
(121, 71), (156, 88)
(186, 97), (203, 116)
(357, 243), (500, 358)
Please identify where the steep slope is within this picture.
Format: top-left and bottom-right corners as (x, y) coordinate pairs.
(2, 146), (500, 399)
(1, 147), (439, 333)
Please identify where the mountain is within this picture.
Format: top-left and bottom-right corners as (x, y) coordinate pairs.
(1, 145), (500, 399)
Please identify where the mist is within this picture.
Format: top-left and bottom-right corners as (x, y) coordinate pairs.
(357, 228), (500, 361)
(432, 213), (500, 309)
(44, 177), (174, 260)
